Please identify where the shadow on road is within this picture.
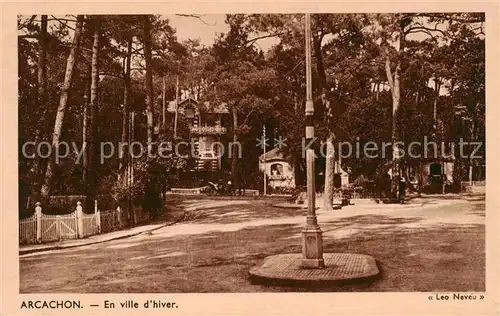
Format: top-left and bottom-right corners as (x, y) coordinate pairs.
(20, 195), (485, 293)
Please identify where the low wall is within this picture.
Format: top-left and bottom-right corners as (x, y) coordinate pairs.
(170, 187), (206, 195)
(461, 181), (486, 194)
(168, 188), (260, 196)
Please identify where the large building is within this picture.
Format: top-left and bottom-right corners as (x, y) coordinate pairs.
(166, 97), (229, 171)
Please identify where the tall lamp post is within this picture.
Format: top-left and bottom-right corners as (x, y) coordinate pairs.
(248, 13), (379, 284)
(301, 13), (324, 269)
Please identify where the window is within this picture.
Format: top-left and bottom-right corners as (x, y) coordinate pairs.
(334, 174), (342, 188)
(201, 152), (214, 159)
(271, 163), (283, 176)
(203, 113), (217, 126)
(185, 106), (195, 118)
(430, 163), (442, 176)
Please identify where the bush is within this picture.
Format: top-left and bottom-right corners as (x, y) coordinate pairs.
(240, 170), (266, 192)
(21, 195), (88, 217)
(267, 186), (296, 195)
(49, 195), (88, 213)
(111, 153), (188, 218)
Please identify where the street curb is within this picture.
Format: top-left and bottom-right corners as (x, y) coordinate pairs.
(19, 206), (186, 256)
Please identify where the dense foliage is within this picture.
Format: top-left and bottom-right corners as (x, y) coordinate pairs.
(18, 13), (485, 211)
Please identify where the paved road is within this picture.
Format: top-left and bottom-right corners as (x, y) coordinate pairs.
(20, 195), (485, 293)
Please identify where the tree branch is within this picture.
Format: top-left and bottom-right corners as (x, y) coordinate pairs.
(288, 60), (303, 74)
(405, 22), (458, 41)
(18, 15), (37, 30)
(100, 72), (124, 79)
(241, 107), (257, 127)
(244, 32), (287, 48)
(406, 28), (438, 42)
(18, 34), (39, 39)
(175, 14), (214, 26)
(50, 33), (93, 53)
(50, 15), (77, 31)
(130, 67), (146, 72)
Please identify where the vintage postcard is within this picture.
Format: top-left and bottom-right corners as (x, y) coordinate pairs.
(1, 1), (499, 315)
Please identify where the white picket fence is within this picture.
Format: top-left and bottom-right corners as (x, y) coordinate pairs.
(19, 214), (37, 244)
(19, 201), (101, 245)
(20, 201), (152, 244)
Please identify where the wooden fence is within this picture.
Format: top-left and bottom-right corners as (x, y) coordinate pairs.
(19, 201), (150, 245)
(99, 206), (151, 234)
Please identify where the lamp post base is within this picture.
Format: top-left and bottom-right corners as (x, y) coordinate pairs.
(301, 258), (325, 269)
(301, 226), (325, 269)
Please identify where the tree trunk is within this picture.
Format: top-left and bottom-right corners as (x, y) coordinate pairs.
(468, 158), (473, 185)
(119, 34), (132, 172)
(323, 132), (336, 210)
(162, 75), (166, 134)
(322, 92), (336, 210)
(82, 103), (87, 183)
(384, 29), (403, 198)
(40, 15), (84, 199)
(433, 77), (439, 132)
(82, 69), (90, 184)
(314, 33), (336, 209)
(143, 15), (154, 152)
(391, 58), (401, 197)
(36, 14), (48, 117)
(313, 35), (327, 89)
(174, 74), (179, 138)
(86, 17), (101, 201)
(231, 106), (239, 192)
(31, 14), (48, 194)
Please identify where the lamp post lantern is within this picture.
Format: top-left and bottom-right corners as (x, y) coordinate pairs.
(301, 13), (325, 269)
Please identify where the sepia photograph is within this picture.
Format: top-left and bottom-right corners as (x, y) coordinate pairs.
(16, 12), (486, 296)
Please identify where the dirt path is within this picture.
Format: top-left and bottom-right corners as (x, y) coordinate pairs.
(20, 195), (485, 293)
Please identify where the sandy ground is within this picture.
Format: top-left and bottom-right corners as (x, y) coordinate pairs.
(20, 194), (485, 292)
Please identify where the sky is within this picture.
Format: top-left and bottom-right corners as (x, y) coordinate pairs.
(166, 14), (278, 51)
(166, 14), (228, 47)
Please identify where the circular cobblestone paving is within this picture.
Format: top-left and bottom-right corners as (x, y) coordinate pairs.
(249, 253), (379, 286)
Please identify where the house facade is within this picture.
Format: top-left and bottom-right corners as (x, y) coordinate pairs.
(386, 159), (454, 193)
(259, 148), (296, 189)
(258, 148), (351, 191)
(333, 162), (350, 188)
(167, 97), (229, 171)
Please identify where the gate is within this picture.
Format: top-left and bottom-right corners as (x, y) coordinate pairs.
(40, 214), (59, 242)
(40, 212), (78, 242)
(19, 200), (108, 244)
(58, 213), (78, 240)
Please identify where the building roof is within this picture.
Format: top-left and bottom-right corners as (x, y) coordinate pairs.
(167, 97), (229, 114)
(259, 147), (286, 162)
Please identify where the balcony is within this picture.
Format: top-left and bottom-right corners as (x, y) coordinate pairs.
(190, 125), (227, 135)
(268, 174), (288, 181)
